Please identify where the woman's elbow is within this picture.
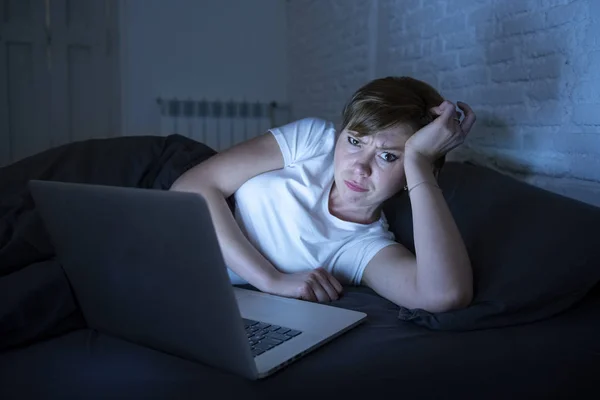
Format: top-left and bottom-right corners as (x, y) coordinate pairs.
(426, 266), (474, 312)
(444, 289), (473, 311)
(422, 288), (473, 313)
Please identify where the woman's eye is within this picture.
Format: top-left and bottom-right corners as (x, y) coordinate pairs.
(380, 152), (398, 163)
(347, 136), (360, 146)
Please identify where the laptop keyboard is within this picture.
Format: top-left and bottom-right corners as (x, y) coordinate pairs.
(243, 318), (302, 357)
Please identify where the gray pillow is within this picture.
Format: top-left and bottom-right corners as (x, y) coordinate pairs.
(383, 162), (600, 330)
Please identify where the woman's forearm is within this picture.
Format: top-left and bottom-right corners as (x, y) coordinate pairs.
(169, 184), (280, 291)
(403, 153), (473, 307)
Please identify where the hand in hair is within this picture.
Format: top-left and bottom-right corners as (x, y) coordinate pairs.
(404, 100), (476, 165)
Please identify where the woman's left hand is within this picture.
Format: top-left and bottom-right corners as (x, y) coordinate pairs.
(404, 100), (476, 165)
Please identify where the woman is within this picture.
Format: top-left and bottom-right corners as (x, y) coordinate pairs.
(170, 76), (476, 313)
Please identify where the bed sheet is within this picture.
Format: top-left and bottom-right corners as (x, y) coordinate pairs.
(1, 284), (599, 399)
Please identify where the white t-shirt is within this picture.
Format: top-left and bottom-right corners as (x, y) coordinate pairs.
(227, 117), (397, 286)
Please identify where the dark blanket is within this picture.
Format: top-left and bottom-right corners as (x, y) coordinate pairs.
(0, 134), (218, 350)
(2, 284), (599, 399)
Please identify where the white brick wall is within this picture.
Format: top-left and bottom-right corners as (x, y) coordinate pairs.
(287, 0), (600, 206)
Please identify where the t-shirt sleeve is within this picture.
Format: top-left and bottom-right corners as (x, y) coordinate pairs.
(329, 233), (398, 286)
(269, 117), (334, 167)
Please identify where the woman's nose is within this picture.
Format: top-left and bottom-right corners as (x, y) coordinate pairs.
(352, 159), (371, 176)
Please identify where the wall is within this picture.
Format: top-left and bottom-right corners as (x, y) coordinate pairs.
(119, 0), (288, 137)
(287, 0), (600, 207)
(287, 1), (374, 122)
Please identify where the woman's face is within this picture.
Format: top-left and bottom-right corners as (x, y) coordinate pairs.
(333, 124), (415, 209)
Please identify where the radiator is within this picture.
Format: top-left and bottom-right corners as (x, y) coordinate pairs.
(157, 97), (293, 152)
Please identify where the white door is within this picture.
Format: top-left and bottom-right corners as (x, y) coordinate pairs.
(0, 0), (120, 167)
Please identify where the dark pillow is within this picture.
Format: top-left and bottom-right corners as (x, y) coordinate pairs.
(382, 161), (600, 330)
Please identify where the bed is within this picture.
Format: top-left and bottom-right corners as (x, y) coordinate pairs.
(1, 283), (598, 398)
(1, 134), (599, 399)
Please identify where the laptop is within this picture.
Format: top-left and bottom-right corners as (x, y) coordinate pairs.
(28, 180), (367, 380)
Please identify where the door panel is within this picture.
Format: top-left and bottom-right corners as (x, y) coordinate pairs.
(51, 0), (117, 147)
(0, 0), (119, 167)
(7, 42), (51, 161)
(0, 0), (51, 165)
(68, 44), (95, 142)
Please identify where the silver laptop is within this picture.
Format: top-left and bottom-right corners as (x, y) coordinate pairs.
(28, 180), (367, 380)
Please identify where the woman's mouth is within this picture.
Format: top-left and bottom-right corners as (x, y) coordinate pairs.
(344, 180), (368, 192)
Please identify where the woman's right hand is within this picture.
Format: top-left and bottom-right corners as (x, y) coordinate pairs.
(266, 268), (344, 302)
